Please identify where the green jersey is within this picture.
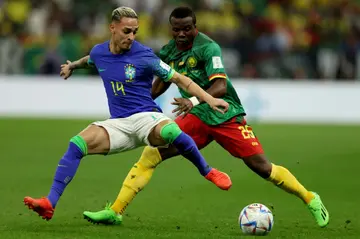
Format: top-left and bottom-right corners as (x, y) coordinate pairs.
(159, 32), (246, 125)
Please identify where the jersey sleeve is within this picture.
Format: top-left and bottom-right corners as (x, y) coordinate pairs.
(87, 56), (95, 67)
(87, 46), (97, 67)
(147, 51), (175, 82)
(203, 43), (227, 81)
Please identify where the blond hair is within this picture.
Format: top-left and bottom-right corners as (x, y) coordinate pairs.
(111, 7), (138, 22)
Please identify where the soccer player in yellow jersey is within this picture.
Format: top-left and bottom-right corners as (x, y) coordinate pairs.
(83, 6), (329, 228)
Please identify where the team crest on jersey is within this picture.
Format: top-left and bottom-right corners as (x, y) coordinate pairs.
(186, 56), (197, 68)
(124, 64), (136, 82)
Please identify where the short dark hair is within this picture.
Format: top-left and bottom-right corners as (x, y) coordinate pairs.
(169, 6), (196, 25)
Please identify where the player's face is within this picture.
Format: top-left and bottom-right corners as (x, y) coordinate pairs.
(170, 16), (196, 48)
(110, 17), (139, 51)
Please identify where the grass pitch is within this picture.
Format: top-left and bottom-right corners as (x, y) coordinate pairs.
(0, 118), (359, 238)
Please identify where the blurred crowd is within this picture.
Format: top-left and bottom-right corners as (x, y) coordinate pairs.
(1, 0), (360, 80)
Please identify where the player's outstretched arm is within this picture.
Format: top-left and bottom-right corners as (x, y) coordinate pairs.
(169, 72), (229, 114)
(200, 78), (227, 102)
(171, 78), (228, 117)
(152, 77), (172, 99)
(60, 55), (91, 80)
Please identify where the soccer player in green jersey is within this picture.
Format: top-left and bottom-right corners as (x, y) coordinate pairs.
(83, 6), (329, 228)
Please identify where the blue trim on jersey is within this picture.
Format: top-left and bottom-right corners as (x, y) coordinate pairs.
(87, 57), (94, 66)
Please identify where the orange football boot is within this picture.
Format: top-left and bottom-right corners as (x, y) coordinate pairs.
(24, 196), (54, 220)
(205, 168), (232, 190)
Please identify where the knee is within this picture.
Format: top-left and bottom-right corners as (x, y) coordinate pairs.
(70, 135), (88, 155)
(77, 125), (109, 154)
(78, 126), (97, 149)
(160, 122), (182, 144)
(139, 146), (162, 168)
(243, 154), (272, 179)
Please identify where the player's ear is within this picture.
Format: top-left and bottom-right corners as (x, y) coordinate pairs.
(109, 23), (115, 34)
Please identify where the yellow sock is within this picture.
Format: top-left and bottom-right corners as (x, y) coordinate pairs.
(268, 164), (314, 204)
(111, 146), (162, 214)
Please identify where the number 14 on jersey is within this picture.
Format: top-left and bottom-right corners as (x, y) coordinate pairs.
(110, 81), (126, 96)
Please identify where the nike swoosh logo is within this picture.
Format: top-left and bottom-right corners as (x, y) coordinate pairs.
(98, 68), (106, 72)
(58, 164), (67, 168)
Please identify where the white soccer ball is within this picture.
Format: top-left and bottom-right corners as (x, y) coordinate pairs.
(238, 203), (274, 236)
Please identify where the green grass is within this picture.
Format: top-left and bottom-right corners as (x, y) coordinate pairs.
(0, 118), (359, 238)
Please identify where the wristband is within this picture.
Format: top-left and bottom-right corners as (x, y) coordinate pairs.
(189, 96), (200, 106)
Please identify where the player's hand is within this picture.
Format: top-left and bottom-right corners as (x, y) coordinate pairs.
(60, 60), (73, 80)
(208, 98), (229, 114)
(171, 97), (194, 117)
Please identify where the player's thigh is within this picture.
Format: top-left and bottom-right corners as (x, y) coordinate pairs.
(131, 112), (172, 147)
(174, 114), (212, 150)
(211, 117), (264, 159)
(91, 118), (137, 155)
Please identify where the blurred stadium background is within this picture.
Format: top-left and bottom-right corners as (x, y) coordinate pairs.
(1, 0), (360, 79)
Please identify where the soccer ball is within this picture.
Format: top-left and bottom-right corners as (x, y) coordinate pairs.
(238, 203), (274, 236)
